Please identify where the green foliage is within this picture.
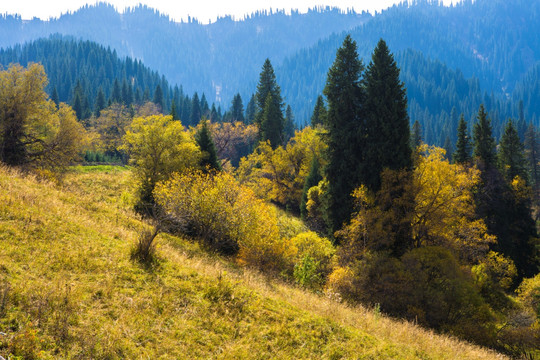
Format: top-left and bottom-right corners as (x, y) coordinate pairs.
(310, 95), (327, 127)
(255, 59), (285, 148)
(363, 38), (412, 193)
(301, 157), (322, 219)
(195, 119), (221, 171)
(499, 120), (528, 183)
(294, 255), (321, 289)
(473, 104), (497, 168)
(454, 114), (472, 165)
(323, 34), (365, 235)
(411, 120), (422, 150)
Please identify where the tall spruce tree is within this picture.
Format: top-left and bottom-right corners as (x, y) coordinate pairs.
(284, 105), (296, 143)
(524, 124), (539, 191)
(170, 101), (179, 120)
(94, 87), (106, 118)
(51, 86), (59, 109)
(473, 104), (497, 168)
(231, 93), (245, 122)
(245, 94), (256, 124)
(190, 92), (201, 126)
(453, 114), (472, 164)
(411, 120), (422, 149)
(111, 79), (122, 104)
(196, 119), (221, 171)
(323, 34), (365, 234)
(311, 95), (327, 127)
(153, 84), (164, 112)
(498, 120), (527, 182)
(255, 59), (284, 147)
(363, 39), (411, 192)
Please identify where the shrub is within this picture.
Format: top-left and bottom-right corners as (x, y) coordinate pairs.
(155, 171), (296, 272)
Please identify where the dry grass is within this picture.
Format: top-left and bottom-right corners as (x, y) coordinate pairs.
(0, 165), (507, 359)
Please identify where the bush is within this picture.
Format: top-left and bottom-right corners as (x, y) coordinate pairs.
(155, 171), (296, 272)
(291, 231), (335, 286)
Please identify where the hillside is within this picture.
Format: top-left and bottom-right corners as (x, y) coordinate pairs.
(0, 165), (507, 359)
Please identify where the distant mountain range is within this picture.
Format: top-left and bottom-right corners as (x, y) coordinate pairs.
(1, 0), (539, 146)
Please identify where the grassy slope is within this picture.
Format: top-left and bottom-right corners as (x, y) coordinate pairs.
(0, 166), (507, 359)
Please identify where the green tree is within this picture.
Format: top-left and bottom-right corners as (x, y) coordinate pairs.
(498, 120), (527, 183)
(153, 84), (164, 112)
(524, 124), (539, 191)
(260, 93), (284, 149)
(94, 87), (106, 118)
(170, 100), (179, 120)
(255, 59), (284, 147)
(110, 79), (122, 104)
(51, 86), (59, 109)
(245, 94), (256, 124)
(190, 92), (201, 126)
(323, 34), (365, 234)
(196, 119), (221, 171)
(453, 114), (472, 165)
(284, 105), (296, 143)
(311, 95), (327, 127)
(411, 120), (422, 149)
(363, 38), (411, 192)
(231, 93), (245, 123)
(473, 104), (496, 168)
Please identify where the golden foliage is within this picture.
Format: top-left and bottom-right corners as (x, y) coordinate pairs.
(237, 127), (327, 210)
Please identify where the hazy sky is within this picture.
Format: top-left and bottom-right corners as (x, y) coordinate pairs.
(2, 0), (459, 23)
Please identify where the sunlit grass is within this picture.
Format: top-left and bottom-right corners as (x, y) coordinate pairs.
(0, 165), (507, 359)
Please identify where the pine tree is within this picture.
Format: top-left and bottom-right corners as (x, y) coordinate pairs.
(231, 93), (245, 122)
(51, 86), (59, 109)
(245, 94), (256, 124)
(310, 95), (327, 127)
(72, 92), (83, 120)
(196, 119), (221, 171)
(94, 87), (106, 118)
(153, 84), (164, 112)
(190, 92), (201, 126)
(255, 59), (284, 146)
(524, 124), (539, 191)
(473, 104), (497, 168)
(363, 38), (411, 192)
(443, 135), (453, 162)
(200, 93), (210, 117)
(301, 157), (322, 219)
(170, 101), (179, 120)
(323, 34), (365, 234)
(498, 120), (527, 182)
(261, 93), (284, 149)
(411, 120), (422, 149)
(453, 114), (472, 164)
(122, 79), (132, 105)
(284, 105), (296, 143)
(111, 79), (122, 104)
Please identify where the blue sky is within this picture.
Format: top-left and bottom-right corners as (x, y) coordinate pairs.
(2, 0), (459, 23)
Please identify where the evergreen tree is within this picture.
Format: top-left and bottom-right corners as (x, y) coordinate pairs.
(524, 124), (540, 191)
(231, 93), (245, 122)
(323, 34), (365, 234)
(72, 92), (83, 121)
(363, 38), (411, 192)
(200, 93), (210, 117)
(122, 79), (132, 105)
(453, 114), (472, 165)
(261, 93), (284, 149)
(301, 157), (322, 219)
(411, 120), (422, 149)
(190, 92), (201, 125)
(170, 101), (179, 120)
(196, 119), (221, 171)
(94, 87), (106, 118)
(473, 104), (497, 168)
(111, 79), (122, 104)
(310, 95), (327, 127)
(498, 120), (527, 182)
(245, 94), (256, 124)
(153, 84), (164, 111)
(255, 59), (284, 145)
(284, 105), (296, 143)
(443, 135), (453, 162)
(51, 86), (59, 109)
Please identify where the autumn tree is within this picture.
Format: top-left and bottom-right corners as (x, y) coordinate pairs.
(121, 114), (201, 214)
(323, 34), (365, 234)
(0, 63), (86, 172)
(209, 121), (258, 168)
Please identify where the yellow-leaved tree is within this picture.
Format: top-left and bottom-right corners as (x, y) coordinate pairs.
(236, 126), (327, 212)
(121, 115), (201, 214)
(0, 63), (87, 174)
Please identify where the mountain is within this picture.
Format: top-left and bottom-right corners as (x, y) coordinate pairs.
(1, 0), (539, 145)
